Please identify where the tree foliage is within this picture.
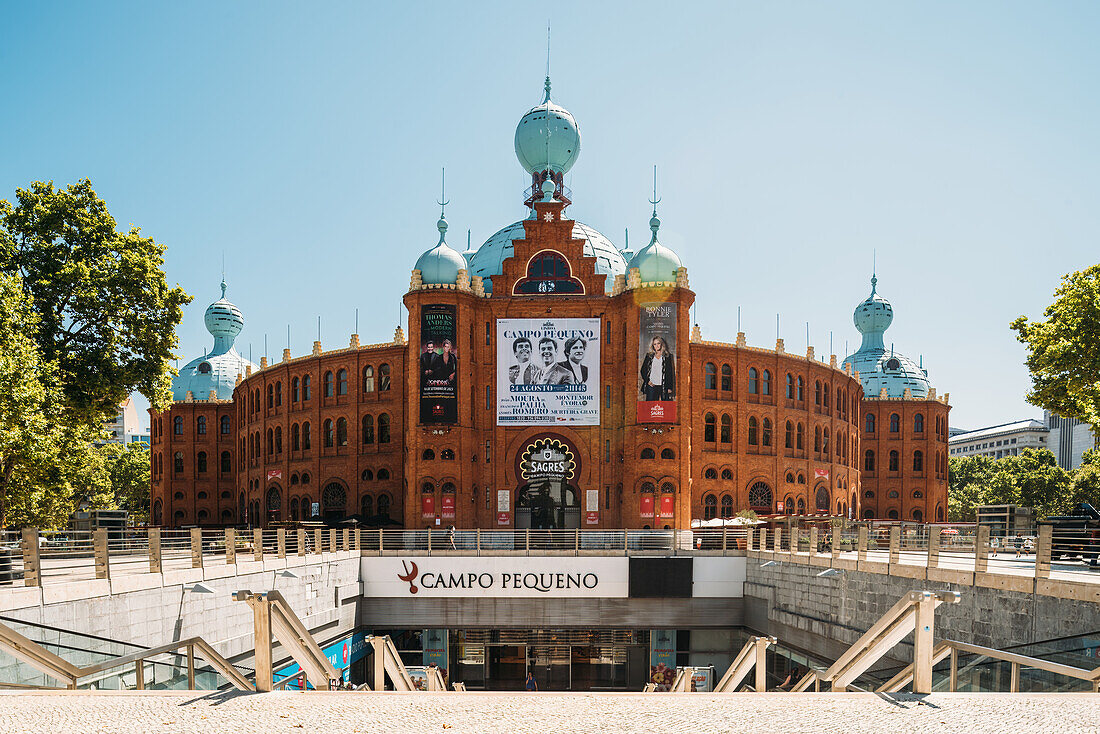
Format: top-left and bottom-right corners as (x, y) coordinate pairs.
(0, 179), (191, 424)
(948, 448), (1074, 522)
(1011, 264), (1100, 429)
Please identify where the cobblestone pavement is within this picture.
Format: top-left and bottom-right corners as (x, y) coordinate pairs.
(0, 691), (1098, 733)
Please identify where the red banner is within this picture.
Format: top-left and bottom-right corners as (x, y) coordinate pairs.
(637, 400), (677, 424)
(497, 512), (511, 526)
(659, 494), (675, 518)
(421, 494), (435, 518)
(586, 511), (599, 525)
(266, 469), (282, 481)
(814, 468), (830, 479)
(640, 494), (655, 518)
(441, 494), (455, 519)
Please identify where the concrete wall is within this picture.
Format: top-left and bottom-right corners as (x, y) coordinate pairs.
(745, 562), (1100, 665)
(0, 553), (361, 686)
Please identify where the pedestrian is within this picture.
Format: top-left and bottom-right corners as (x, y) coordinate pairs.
(525, 672), (538, 692)
(990, 536), (999, 557)
(448, 525), (457, 550)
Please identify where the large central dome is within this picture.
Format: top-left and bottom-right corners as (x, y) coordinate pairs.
(468, 220), (627, 294)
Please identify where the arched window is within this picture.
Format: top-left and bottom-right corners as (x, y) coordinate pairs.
(362, 415), (374, 444)
(302, 421), (311, 449)
(323, 419), (334, 447)
(865, 413), (875, 433)
(822, 428), (829, 458)
(936, 505), (944, 522)
(266, 486), (282, 520)
(274, 427), (282, 453)
(913, 490), (924, 499)
(814, 426), (821, 452)
(152, 499), (163, 526)
(221, 451), (231, 473)
(720, 414), (732, 443)
(762, 418), (772, 447)
(196, 416), (206, 435)
(337, 369), (348, 396)
(441, 448), (455, 460)
(761, 370), (771, 396)
(361, 494), (373, 517)
(267, 384), (274, 409)
(704, 363), (717, 390)
(747, 417), (758, 446)
(786, 374), (794, 399)
(220, 415), (231, 435)
(815, 485), (830, 511)
(748, 482), (772, 510)
(720, 495), (734, 519)
(661, 448), (675, 460)
(379, 413), (391, 443)
(378, 494), (392, 519)
(704, 413), (716, 442)
(363, 366), (374, 392)
(889, 450), (899, 472)
(292, 377), (300, 402)
(822, 383), (830, 407)
(274, 381), (282, 407)
(748, 368), (758, 394)
(516, 251), (583, 293)
(796, 422), (804, 450)
(174, 452), (184, 474)
(704, 494), (717, 520)
(913, 450), (923, 472)
(377, 468), (390, 480)
(379, 364), (391, 391)
(721, 468), (733, 480)
(324, 371), (334, 398)
(322, 483), (347, 517)
(422, 448), (435, 460)
(912, 508), (923, 522)
(786, 472), (795, 483)
(704, 467), (718, 480)
(784, 496), (794, 515)
(361, 469), (373, 481)
(640, 447), (655, 459)
(890, 413), (900, 433)
(720, 364), (732, 391)
(785, 421), (793, 449)
(797, 473), (806, 484)
(914, 413), (924, 432)
(815, 381), (822, 404)
(336, 417), (348, 446)
(865, 449), (875, 472)
(302, 374), (312, 400)
(174, 416), (183, 435)
(266, 428), (273, 454)
(197, 451), (207, 473)
(291, 423), (300, 451)
(796, 376), (804, 401)
(290, 497), (300, 521)
(797, 497), (806, 514)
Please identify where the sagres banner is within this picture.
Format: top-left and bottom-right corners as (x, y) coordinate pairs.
(497, 318), (600, 425)
(638, 303), (677, 423)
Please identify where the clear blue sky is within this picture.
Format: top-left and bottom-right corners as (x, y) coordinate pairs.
(3, 1), (1098, 431)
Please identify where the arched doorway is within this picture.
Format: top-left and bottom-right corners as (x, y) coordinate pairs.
(514, 436), (581, 529)
(748, 482), (772, 513)
(266, 485), (282, 524)
(322, 482), (347, 522)
(814, 484), (830, 513)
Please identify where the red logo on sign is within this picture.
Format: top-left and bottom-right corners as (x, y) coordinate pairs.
(398, 560), (419, 594)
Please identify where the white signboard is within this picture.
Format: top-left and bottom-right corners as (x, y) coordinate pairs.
(586, 489), (599, 512)
(362, 557), (628, 598)
(497, 318), (600, 425)
(497, 489), (510, 513)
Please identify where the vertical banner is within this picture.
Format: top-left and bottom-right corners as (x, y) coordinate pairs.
(422, 629), (449, 670)
(650, 630), (677, 691)
(421, 494), (435, 518)
(640, 494), (655, 518)
(497, 489), (511, 526)
(419, 305), (458, 424)
(586, 489), (599, 525)
(659, 493), (675, 518)
(497, 318), (600, 425)
(441, 494), (456, 519)
(638, 303), (677, 423)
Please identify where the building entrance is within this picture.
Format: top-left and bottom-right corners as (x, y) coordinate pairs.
(514, 481), (580, 529)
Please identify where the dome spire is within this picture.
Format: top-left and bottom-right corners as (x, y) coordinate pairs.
(436, 167), (450, 244)
(220, 277), (227, 300)
(648, 165), (662, 241)
(543, 22), (552, 103)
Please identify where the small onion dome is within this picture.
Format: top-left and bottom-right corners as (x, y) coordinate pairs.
(627, 212), (682, 284)
(171, 280), (256, 401)
(843, 275), (932, 399)
(204, 279), (244, 340)
(514, 77), (581, 175)
(415, 214), (466, 285)
(853, 275), (893, 335)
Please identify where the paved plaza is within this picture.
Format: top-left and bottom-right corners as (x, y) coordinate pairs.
(0, 691), (1097, 733)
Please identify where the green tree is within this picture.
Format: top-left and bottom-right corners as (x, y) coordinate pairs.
(104, 442), (151, 523)
(0, 179), (191, 425)
(0, 272), (98, 528)
(1069, 449), (1100, 509)
(947, 455), (997, 521)
(948, 449), (1072, 521)
(1011, 264), (1100, 429)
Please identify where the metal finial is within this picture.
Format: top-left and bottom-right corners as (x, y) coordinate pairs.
(220, 277), (226, 299)
(871, 249), (877, 293)
(544, 22), (552, 102)
(436, 167), (449, 218)
(648, 165), (661, 216)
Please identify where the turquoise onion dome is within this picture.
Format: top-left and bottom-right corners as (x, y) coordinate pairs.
(514, 77), (580, 175)
(171, 280), (257, 401)
(415, 213), (466, 285)
(842, 275), (932, 399)
(627, 211), (682, 284)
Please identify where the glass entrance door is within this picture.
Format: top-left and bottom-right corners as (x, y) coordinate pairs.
(486, 645), (526, 691)
(528, 646), (571, 690)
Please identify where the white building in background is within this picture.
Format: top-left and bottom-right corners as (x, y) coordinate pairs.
(102, 398), (150, 446)
(948, 419), (1048, 460)
(1045, 411), (1098, 471)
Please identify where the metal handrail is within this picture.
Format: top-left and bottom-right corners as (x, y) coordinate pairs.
(713, 635), (775, 692)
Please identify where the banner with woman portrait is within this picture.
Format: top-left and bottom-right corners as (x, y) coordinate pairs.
(419, 304), (458, 424)
(497, 318), (600, 425)
(638, 303), (677, 423)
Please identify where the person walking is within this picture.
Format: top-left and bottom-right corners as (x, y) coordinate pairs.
(525, 672), (538, 692)
(448, 525), (457, 550)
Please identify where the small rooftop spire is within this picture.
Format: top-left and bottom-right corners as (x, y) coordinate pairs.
(871, 248), (877, 294)
(543, 22), (552, 102)
(648, 165), (662, 239)
(220, 277), (227, 299)
(436, 167), (450, 243)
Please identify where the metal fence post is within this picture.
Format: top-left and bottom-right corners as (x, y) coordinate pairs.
(1035, 524), (1052, 579)
(476, 528), (481, 556)
(93, 529), (110, 580)
(277, 528), (286, 558)
(148, 528), (162, 574)
(225, 528), (236, 565)
(190, 528), (203, 569)
(889, 526), (900, 566)
(928, 527), (941, 568)
(21, 528), (40, 587)
(974, 525), (990, 574)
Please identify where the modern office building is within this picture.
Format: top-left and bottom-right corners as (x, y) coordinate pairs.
(948, 419), (1049, 460)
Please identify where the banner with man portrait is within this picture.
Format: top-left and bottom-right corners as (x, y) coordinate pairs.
(497, 318), (600, 425)
(419, 304), (458, 424)
(638, 303), (677, 423)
